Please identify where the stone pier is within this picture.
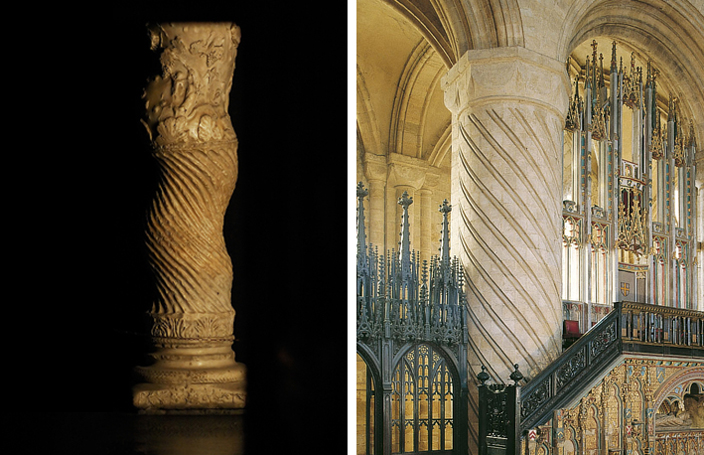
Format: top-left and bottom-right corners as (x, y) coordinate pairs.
(442, 46), (570, 382)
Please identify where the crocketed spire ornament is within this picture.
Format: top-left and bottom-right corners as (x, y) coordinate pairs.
(356, 184), (468, 346)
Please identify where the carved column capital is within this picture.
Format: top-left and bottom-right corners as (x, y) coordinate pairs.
(442, 46), (570, 120)
(422, 166), (442, 190)
(387, 152), (429, 190)
(441, 46), (568, 384)
(142, 22), (241, 147)
(362, 152), (388, 183)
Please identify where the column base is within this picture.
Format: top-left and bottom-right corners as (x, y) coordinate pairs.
(133, 338), (246, 412)
(133, 379), (246, 413)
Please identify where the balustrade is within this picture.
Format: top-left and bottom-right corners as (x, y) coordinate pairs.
(620, 301), (704, 352)
(479, 301), (704, 455)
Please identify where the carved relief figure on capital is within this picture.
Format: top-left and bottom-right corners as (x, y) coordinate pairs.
(142, 22), (241, 146)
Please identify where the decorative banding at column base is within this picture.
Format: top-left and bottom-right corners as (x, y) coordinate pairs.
(135, 360), (246, 385)
(149, 312), (235, 340)
(134, 331), (247, 410)
(133, 380), (246, 412)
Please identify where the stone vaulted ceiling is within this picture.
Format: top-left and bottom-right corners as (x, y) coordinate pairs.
(357, 0), (452, 172)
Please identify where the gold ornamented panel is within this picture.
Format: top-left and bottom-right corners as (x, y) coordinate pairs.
(524, 358), (704, 455)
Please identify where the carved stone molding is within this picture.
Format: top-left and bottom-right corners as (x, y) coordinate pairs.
(149, 312), (235, 340)
(142, 22), (241, 147)
(362, 152), (388, 183)
(387, 152), (429, 189)
(133, 383), (246, 411)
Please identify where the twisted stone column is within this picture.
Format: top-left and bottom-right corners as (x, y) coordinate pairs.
(442, 47), (570, 383)
(133, 22), (246, 412)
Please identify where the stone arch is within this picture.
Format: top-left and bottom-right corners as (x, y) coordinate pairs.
(357, 65), (385, 160)
(653, 365), (704, 410)
(381, 0), (525, 66)
(653, 365), (704, 429)
(388, 40), (447, 160)
(558, 0), (704, 148)
(426, 123), (452, 169)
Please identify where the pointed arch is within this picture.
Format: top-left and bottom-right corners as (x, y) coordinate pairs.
(390, 342), (462, 453)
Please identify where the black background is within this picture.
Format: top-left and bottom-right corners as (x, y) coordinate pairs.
(8, 2), (348, 453)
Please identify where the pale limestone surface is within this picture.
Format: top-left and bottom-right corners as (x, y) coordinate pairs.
(442, 46), (569, 383)
(134, 22), (245, 412)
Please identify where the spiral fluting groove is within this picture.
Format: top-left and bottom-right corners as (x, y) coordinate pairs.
(138, 23), (242, 341)
(146, 142), (238, 317)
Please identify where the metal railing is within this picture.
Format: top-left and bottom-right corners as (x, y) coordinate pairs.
(479, 301), (704, 455)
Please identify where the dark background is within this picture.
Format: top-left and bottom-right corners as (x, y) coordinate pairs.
(8, 2), (348, 453)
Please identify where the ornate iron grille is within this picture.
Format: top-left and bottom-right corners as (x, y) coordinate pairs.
(356, 183), (470, 455)
(391, 344), (454, 453)
(356, 184), (468, 347)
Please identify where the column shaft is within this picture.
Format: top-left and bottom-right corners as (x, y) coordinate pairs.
(133, 22), (246, 412)
(367, 179), (386, 249)
(443, 47), (570, 382)
(419, 188), (433, 262)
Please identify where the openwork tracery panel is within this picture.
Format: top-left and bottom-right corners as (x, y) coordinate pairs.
(391, 344), (454, 454)
(561, 39), (699, 315)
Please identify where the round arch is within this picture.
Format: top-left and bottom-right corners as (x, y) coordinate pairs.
(653, 365), (704, 410)
(381, 0), (525, 67)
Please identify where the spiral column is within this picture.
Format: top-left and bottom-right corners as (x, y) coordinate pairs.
(442, 47), (570, 383)
(133, 22), (246, 412)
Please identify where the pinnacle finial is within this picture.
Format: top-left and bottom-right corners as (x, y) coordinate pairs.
(477, 365), (490, 385)
(398, 190), (413, 208)
(510, 364), (524, 385)
(398, 191), (413, 276)
(439, 199), (452, 214)
(357, 183), (369, 269)
(439, 199), (452, 264)
(357, 181), (369, 199)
